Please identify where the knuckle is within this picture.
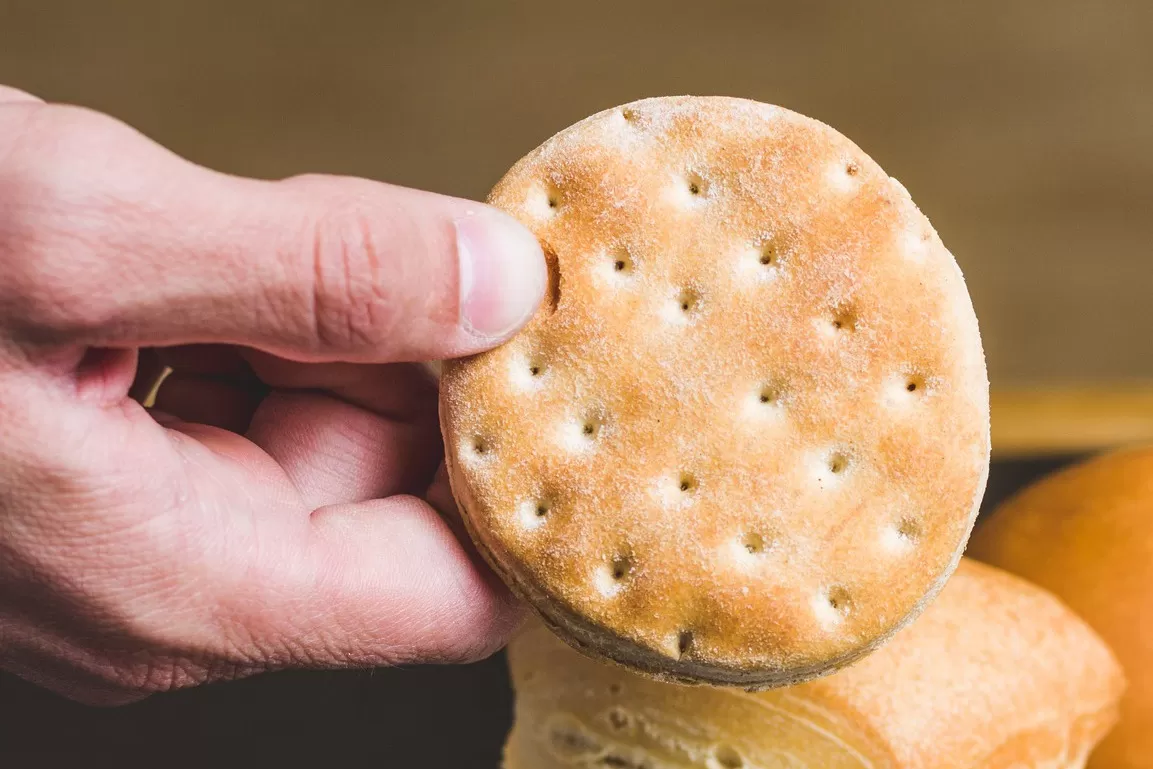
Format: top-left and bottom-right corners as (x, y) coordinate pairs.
(0, 104), (136, 201)
(303, 198), (396, 354)
(0, 105), (141, 343)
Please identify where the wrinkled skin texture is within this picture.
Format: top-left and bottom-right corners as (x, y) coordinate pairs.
(0, 85), (544, 705)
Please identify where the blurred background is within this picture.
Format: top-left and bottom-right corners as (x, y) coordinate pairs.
(1, 1), (1150, 765)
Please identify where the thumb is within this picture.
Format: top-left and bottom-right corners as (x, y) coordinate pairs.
(0, 102), (547, 361)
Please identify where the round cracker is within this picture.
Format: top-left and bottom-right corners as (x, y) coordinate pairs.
(441, 96), (989, 687)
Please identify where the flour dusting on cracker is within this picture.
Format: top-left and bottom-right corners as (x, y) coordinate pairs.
(441, 96), (989, 687)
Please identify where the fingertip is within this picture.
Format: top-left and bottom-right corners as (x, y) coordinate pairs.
(455, 207), (548, 344)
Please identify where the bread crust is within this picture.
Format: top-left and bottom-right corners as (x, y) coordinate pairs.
(971, 446), (1153, 767)
(441, 96), (990, 686)
(502, 560), (1124, 769)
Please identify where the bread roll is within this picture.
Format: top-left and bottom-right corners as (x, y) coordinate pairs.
(441, 96), (990, 687)
(971, 446), (1153, 767)
(503, 559), (1123, 768)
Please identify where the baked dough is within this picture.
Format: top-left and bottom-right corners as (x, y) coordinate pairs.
(441, 96), (990, 686)
(502, 560), (1124, 769)
(971, 446), (1153, 767)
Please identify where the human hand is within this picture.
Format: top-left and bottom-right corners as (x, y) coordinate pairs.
(0, 85), (545, 705)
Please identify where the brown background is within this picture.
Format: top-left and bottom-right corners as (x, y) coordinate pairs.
(2, 0), (1152, 386)
(0, 4), (1149, 764)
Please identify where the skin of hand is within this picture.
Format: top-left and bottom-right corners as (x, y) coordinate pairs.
(0, 85), (546, 705)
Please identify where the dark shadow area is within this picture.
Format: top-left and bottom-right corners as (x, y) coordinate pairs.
(0, 655), (513, 767)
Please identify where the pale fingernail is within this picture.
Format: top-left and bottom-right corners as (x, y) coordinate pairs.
(456, 210), (547, 339)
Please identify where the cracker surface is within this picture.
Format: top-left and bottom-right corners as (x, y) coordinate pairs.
(441, 96), (990, 686)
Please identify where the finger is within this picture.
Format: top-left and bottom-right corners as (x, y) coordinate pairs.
(426, 462), (497, 577)
(73, 347), (139, 405)
(301, 496), (525, 666)
(0, 85), (43, 105)
(242, 359), (440, 507)
(246, 390), (441, 509)
(0, 105), (546, 362)
(242, 353), (438, 421)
